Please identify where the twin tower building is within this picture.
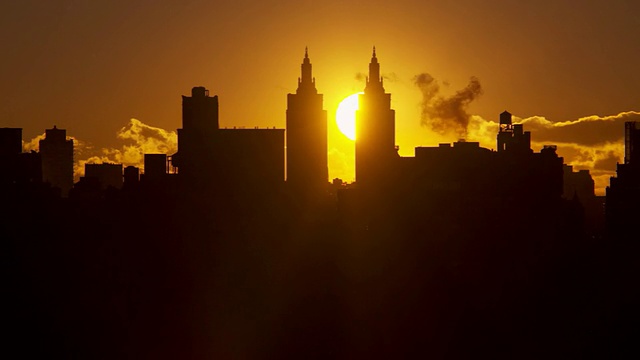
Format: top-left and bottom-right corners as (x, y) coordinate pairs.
(173, 48), (396, 195)
(289, 47), (397, 193)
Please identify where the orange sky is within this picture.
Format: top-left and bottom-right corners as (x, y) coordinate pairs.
(3, 1), (640, 194)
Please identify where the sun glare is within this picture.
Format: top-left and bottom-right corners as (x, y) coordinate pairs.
(336, 93), (362, 140)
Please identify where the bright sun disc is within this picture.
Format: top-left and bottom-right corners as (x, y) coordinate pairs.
(336, 93), (362, 140)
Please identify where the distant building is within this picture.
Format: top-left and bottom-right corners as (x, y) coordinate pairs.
(216, 128), (284, 188)
(563, 165), (595, 201)
(409, 141), (493, 196)
(564, 165), (603, 235)
(173, 86), (284, 190)
(606, 121), (640, 239)
(0, 128), (23, 185)
(0, 128), (22, 156)
(0, 128), (43, 187)
(16, 152), (43, 185)
(624, 120), (640, 165)
(84, 163), (123, 189)
(173, 86), (219, 180)
(144, 154), (167, 179)
(497, 111), (532, 154)
(286, 48), (328, 195)
(401, 139), (563, 201)
(70, 176), (102, 201)
(351, 51), (564, 203)
(39, 126), (74, 196)
(342, 51), (571, 232)
(355, 48), (398, 189)
(123, 166), (140, 185)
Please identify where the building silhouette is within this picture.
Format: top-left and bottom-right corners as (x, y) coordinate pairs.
(0, 127), (43, 187)
(624, 120), (640, 164)
(0, 128), (23, 185)
(143, 154), (168, 179)
(84, 163), (123, 190)
(355, 47), (397, 189)
(16, 151), (42, 186)
(338, 50), (575, 238)
(563, 165), (603, 235)
(3, 49), (636, 358)
(606, 121), (640, 239)
(216, 128), (284, 189)
(173, 86), (284, 191)
(563, 165), (594, 201)
(173, 86), (218, 181)
(343, 98), (572, 236)
(286, 48), (328, 197)
(400, 136), (564, 203)
(0, 127), (22, 156)
(497, 110), (532, 154)
(39, 126), (74, 197)
(123, 165), (140, 187)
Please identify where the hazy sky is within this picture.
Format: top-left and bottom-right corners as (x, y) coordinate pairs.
(2, 0), (640, 192)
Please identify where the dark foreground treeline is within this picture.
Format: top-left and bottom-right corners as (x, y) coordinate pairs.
(2, 183), (638, 359)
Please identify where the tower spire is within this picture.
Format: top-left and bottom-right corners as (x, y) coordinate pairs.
(365, 46), (383, 93)
(297, 47), (316, 93)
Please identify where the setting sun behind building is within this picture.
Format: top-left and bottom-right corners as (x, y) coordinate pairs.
(335, 92), (362, 140)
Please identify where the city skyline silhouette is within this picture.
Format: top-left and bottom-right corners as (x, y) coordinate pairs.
(2, 2), (640, 358)
(3, 2), (640, 193)
(3, 46), (640, 359)
(8, 49), (639, 195)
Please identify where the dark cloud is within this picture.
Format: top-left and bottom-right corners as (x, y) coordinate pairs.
(414, 73), (483, 138)
(518, 112), (640, 146)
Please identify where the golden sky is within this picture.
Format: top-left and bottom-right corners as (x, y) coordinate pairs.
(3, 1), (640, 194)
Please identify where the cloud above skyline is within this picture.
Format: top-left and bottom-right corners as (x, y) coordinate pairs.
(414, 73), (483, 138)
(22, 133), (46, 152)
(464, 112), (638, 194)
(78, 119), (177, 178)
(24, 119), (178, 180)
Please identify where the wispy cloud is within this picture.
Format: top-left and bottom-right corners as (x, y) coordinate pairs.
(414, 73), (483, 138)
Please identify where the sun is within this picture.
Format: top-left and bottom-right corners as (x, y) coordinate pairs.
(336, 93), (362, 140)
